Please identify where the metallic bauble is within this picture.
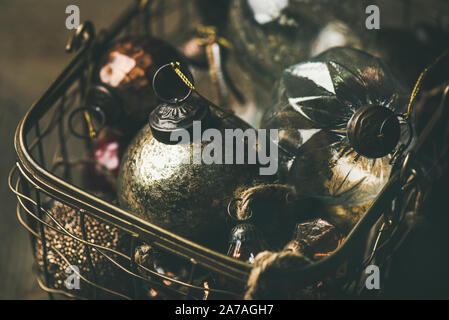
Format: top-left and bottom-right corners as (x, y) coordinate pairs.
(261, 47), (413, 230)
(94, 36), (183, 129)
(117, 98), (261, 241)
(228, 0), (449, 88)
(228, 0), (370, 86)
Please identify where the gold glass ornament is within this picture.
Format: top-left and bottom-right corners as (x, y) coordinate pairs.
(117, 64), (263, 242)
(261, 47), (414, 230)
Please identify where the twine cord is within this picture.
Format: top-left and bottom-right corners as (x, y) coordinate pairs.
(245, 250), (311, 300)
(235, 184), (297, 221)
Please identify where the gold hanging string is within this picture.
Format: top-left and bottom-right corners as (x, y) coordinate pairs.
(170, 62), (195, 90)
(402, 48), (449, 120)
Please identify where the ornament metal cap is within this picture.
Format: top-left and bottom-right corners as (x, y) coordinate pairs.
(149, 62), (210, 144)
(229, 223), (260, 243)
(86, 84), (124, 124)
(346, 105), (401, 159)
(68, 84), (123, 139)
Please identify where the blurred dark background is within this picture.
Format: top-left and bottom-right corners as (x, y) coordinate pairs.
(0, 0), (130, 299)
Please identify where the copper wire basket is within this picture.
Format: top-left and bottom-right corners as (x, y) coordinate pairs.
(9, 0), (449, 299)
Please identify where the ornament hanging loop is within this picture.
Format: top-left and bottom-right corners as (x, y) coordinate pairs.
(161, 61), (236, 118)
(152, 62), (194, 104)
(68, 106), (106, 139)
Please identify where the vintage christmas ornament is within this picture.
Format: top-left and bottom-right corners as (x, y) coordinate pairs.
(261, 47), (414, 230)
(228, 0), (448, 87)
(96, 36), (184, 126)
(226, 0), (374, 125)
(35, 198), (131, 299)
(227, 223), (267, 263)
(134, 243), (214, 300)
(117, 63), (261, 242)
(69, 36), (185, 139)
(228, 0), (370, 86)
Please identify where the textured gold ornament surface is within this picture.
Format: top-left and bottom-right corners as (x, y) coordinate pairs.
(117, 106), (261, 242)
